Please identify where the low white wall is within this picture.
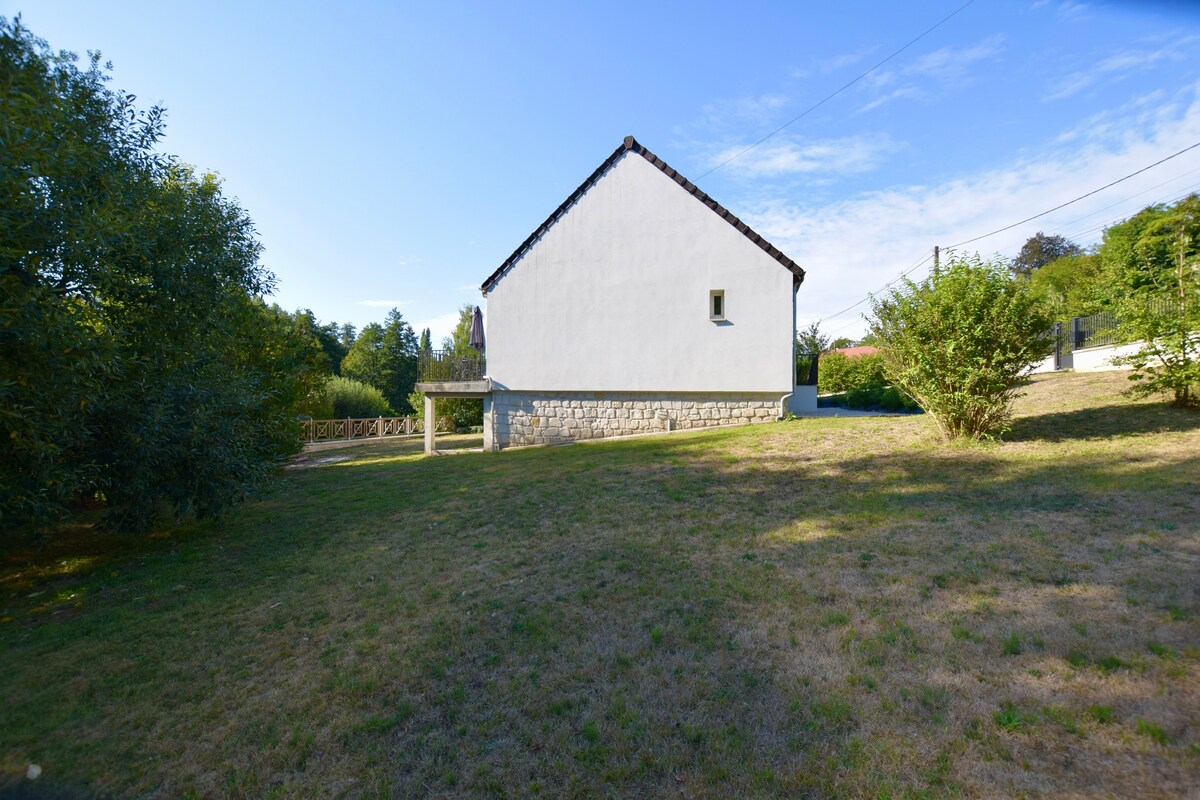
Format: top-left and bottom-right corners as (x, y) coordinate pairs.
(1072, 341), (1142, 372)
(1029, 353), (1058, 375)
(788, 386), (817, 414)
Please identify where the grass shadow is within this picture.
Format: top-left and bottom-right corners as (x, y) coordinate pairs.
(1008, 401), (1200, 442)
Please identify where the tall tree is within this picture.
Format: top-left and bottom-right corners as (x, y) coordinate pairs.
(381, 308), (419, 413)
(340, 322), (387, 389)
(1099, 195), (1200, 407)
(339, 322), (357, 350)
(1025, 253), (1104, 321)
(418, 327), (432, 355)
(1011, 232), (1082, 277)
(0, 17), (323, 531)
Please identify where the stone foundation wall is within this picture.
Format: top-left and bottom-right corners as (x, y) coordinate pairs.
(490, 391), (782, 449)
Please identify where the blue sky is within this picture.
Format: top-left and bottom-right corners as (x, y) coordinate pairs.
(11, 0), (1200, 341)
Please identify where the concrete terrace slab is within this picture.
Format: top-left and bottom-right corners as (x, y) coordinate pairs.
(415, 380), (490, 397)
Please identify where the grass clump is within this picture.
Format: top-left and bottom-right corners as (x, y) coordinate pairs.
(994, 702), (1037, 731)
(1137, 719), (1171, 746)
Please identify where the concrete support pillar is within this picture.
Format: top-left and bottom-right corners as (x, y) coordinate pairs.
(424, 394), (436, 455)
(482, 394), (494, 452)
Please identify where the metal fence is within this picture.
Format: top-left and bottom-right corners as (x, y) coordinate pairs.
(301, 416), (454, 443)
(419, 349), (486, 382)
(796, 351), (820, 386)
(1064, 298), (1177, 351)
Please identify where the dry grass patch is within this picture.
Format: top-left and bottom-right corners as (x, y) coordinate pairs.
(1, 371), (1198, 798)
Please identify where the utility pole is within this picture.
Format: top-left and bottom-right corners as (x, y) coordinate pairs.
(933, 245), (940, 271)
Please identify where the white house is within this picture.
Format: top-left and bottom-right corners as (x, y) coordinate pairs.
(417, 136), (812, 452)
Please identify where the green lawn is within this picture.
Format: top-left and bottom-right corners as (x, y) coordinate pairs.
(2, 371), (1198, 798)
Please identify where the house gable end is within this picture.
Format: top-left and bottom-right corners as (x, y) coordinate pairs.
(480, 136), (804, 293)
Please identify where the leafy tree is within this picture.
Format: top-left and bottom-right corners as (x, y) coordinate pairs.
(829, 336), (857, 350)
(869, 252), (1055, 440)
(1025, 253), (1104, 321)
(1011, 232), (1082, 277)
(290, 309), (347, 374)
(339, 322), (357, 350)
(339, 310), (420, 413)
(418, 327), (432, 355)
(796, 322), (830, 354)
(437, 305), (484, 428)
(0, 18), (319, 532)
(380, 308), (419, 413)
(1098, 195), (1200, 407)
(340, 322), (387, 388)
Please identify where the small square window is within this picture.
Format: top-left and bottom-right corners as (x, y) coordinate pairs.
(709, 289), (725, 321)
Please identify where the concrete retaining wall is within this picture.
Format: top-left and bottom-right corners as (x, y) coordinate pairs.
(490, 391), (782, 449)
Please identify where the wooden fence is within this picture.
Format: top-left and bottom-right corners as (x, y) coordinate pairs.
(301, 416), (454, 443)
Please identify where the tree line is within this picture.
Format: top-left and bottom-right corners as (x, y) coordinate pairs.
(0, 18), (483, 534)
(285, 303), (483, 428)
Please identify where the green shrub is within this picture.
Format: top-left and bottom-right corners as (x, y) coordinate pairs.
(321, 376), (394, 419)
(818, 353), (886, 394)
(870, 252), (1055, 440)
(817, 352), (852, 393)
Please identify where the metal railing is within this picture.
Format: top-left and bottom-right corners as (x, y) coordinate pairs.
(418, 349), (486, 382)
(301, 416), (454, 443)
(1066, 298), (1177, 351)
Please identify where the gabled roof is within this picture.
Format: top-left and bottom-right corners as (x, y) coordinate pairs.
(480, 136), (805, 294)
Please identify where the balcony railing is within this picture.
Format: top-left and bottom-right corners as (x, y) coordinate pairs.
(418, 349), (486, 382)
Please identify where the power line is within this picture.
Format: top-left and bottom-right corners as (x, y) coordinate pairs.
(817, 251), (933, 323)
(697, 0), (980, 180)
(992, 178), (1200, 257)
(946, 139), (1200, 249)
(810, 176), (1200, 336)
(1047, 165), (1200, 232)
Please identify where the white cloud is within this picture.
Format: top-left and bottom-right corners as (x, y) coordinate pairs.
(821, 47), (877, 73)
(742, 87), (1200, 339)
(1045, 37), (1197, 101)
(858, 35), (1005, 112)
(706, 134), (900, 178)
(357, 299), (406, 308)
(699, 94), (790, 130)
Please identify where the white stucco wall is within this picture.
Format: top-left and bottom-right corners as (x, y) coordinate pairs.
(1072, 341), (1142, 372)
(484, 152), (796, 393)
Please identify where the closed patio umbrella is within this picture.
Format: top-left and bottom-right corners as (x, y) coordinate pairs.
(469, 305), (485, 351)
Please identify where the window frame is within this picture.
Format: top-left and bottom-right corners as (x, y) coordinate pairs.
(709, 289), (726, 322)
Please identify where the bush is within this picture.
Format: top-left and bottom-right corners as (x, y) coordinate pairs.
(322, 377), (394, 419)
(869, 252), (1055, 440)
(819, 352), (886, 394)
